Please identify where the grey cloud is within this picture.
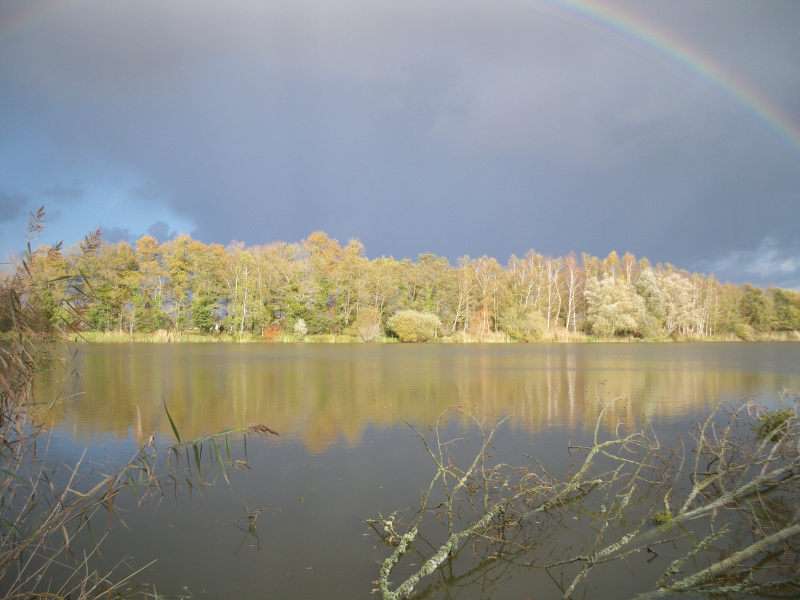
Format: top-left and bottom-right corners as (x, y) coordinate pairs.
(103, 227), (138, 245)
(704, 237), (800, 289)
(147, 221), (175, 243)
(0, 189), (27, 222)
(43, 181), (85, 203)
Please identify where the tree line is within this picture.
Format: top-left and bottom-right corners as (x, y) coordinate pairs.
(13, 227), (800, 341)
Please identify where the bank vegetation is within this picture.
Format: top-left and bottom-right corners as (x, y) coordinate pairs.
(6, 210), (798, 343)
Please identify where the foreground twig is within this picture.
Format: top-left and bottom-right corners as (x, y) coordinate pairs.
(372, 393), (800, 599)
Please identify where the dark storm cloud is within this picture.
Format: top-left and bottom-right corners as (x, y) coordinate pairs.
(1, 0), (799, 282)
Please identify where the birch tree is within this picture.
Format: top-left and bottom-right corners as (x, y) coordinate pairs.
(542, 255), (562, 330)
(222, 242), (256, 334)
(563, 252), (582, 333)
(471, 256), (501, 336)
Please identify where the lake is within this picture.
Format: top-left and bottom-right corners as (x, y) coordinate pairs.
(42, 342), (800, 599)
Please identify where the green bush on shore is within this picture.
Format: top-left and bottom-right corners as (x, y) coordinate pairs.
(386, 310), (442, 342)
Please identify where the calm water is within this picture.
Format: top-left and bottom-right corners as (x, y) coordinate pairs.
(42, 342), (800, 599)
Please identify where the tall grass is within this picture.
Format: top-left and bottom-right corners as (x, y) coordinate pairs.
(0, 209), (276, 599)
(77, 329), (244, 343)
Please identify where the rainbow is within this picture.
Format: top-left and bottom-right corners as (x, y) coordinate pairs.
(5, 0), (799, 154)
(508, 0), (800, 154)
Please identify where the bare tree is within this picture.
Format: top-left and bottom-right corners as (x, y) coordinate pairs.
(372, 394), (800, 599)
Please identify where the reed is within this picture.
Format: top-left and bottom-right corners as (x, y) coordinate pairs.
(0, 209), (277, 599)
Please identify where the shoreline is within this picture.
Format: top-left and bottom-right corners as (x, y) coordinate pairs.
(73, 329), (800, 344)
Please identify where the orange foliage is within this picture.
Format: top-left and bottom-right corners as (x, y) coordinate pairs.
(262, 325), (282, 341)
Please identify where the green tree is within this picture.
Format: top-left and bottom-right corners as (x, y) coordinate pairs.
(740, 284), (770, 331)
(26, 244), (72, 330)
(766, 287), (800, 331)
(188, 239), (226, 331)
(74, 238), (139, 332)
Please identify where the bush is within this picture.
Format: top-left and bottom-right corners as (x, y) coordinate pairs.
(353, 307), (382, 342)
(387, 310), (441, 342)
(732, 322), (757, 341)
(499, 307), (546, 341)
(293, 318), (308, 339)
(262, 324), (282, 340)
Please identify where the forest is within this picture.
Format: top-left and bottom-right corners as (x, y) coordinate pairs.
(11, 221), (800, 342)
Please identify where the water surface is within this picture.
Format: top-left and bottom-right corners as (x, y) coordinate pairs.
(43, 342), (800, 599)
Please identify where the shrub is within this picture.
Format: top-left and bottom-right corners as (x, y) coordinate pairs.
(262, 324), (281, 340)
(387, 310), (441, 342)
(293, 318), (308, 339)
(499, 307), (546, 341)
(732, 322), (757, 341)
(353, 307), (382, 342)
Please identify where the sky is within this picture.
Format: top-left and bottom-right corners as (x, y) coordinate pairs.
(1, 0), (799, 288)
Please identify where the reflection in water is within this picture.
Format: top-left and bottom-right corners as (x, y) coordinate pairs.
(46, 343), (799, 452)
(36, 342), (800, 600)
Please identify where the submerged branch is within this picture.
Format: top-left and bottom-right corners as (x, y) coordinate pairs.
(373, 397), (800, 599)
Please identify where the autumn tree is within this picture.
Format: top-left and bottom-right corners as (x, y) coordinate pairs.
(22, 225), (800, 341)
(162, 234), (194, 331)
(602, 250), (620, 278)
(302, 231), (344, 334)
(470, 256), (502, 336)
(133, 235), (169, 332)
(335, 239), (369, 328)
(364, 256), (402, 323)
(353, 306), (382, 342)
(222, 242), (257, 335)
(257, 242), (304, 329)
